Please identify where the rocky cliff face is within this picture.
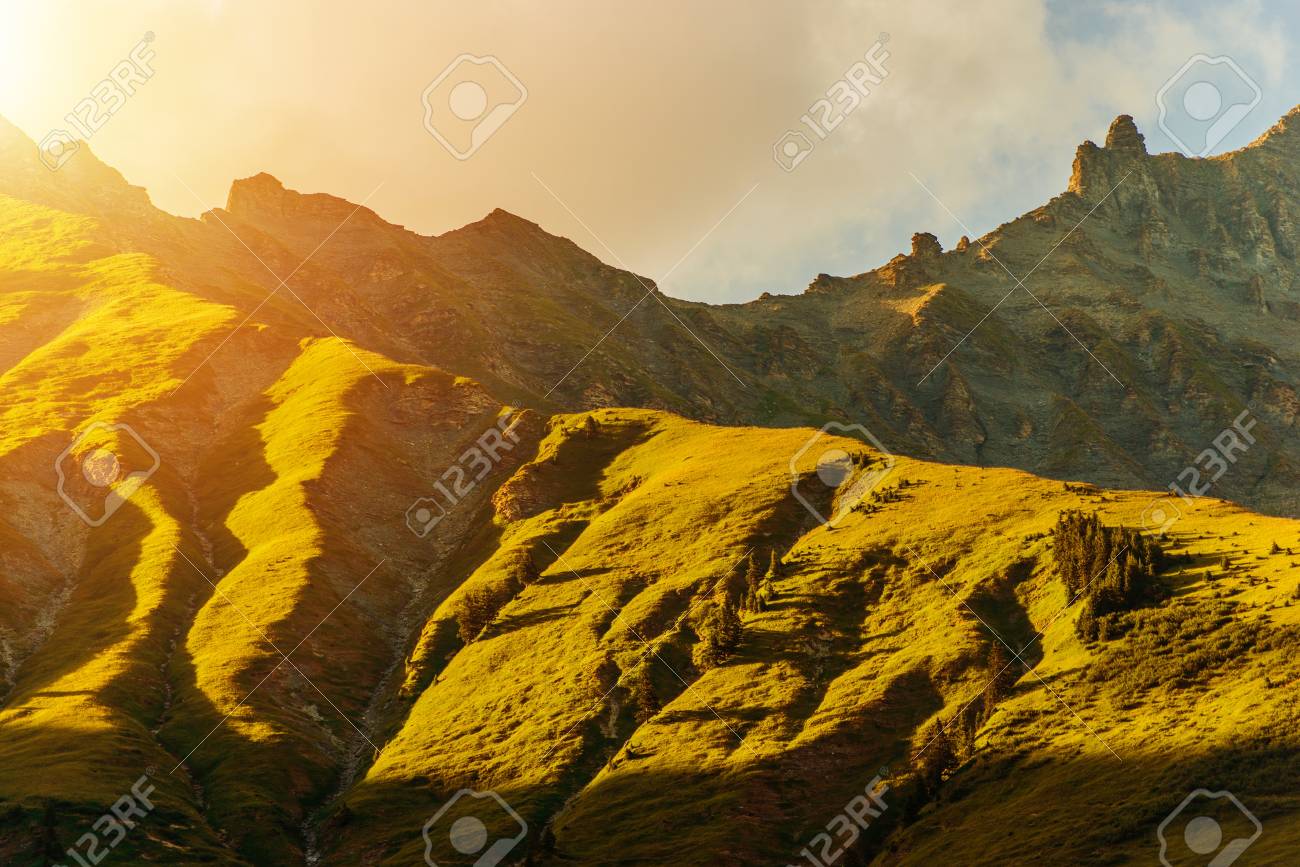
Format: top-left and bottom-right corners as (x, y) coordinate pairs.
(191, 111), (1300, 515)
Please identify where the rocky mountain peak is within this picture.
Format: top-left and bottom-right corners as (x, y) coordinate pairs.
(911, 231), (943, 258)
(223, 172), (385, 238)
(1068, 115), (1150, 197)
(1104, 114), (1146, 153)
(477, 207), (546, 234)
(0, 119), (154, 216)
(1244, 103), (1300, 152)
(225, 171), (290, 215)
(874, 232), (944, 290)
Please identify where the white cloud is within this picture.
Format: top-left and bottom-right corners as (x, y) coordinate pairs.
(661, 0), (1291, 301)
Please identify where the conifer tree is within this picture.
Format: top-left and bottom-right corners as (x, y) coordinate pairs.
(745, 553), (763, 595)
(1052, 510), (1167, 641)
(982, 641), (1016, 720)
(516, 552), (541, 585)
(455, 585), (508, 643)
(1076, 597), (1099, 642)
(629, 663), (660, 724)
(716, 598), (743, 651)
(692, 599), (744, 669)
(917, 720), (956, 797)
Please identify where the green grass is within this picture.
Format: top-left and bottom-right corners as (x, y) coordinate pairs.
(320, 410), (1300, 865)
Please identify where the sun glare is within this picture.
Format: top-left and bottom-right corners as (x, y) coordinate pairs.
(0, 8), (43, 114)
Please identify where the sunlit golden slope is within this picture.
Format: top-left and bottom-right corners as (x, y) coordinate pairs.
(0, 189), (257, 863)
(1, 117), (1298, 867)
(322, 409), (1300, 866)
(0, 164), (533, 863)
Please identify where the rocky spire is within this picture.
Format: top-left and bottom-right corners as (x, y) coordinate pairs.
(1068, 114), (1148, 196)
(1104, 115), (1146, 153)
(910, 232), (942, 258)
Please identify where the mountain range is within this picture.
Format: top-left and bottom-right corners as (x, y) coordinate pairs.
(0, 108), (1297, 865)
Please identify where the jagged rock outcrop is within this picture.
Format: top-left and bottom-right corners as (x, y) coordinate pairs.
(911, 231), (943, 258)
(1104, 113), (1146, 152)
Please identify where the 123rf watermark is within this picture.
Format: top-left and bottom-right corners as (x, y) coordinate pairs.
(39, 33), (157, 171)
(407, 412), (523, 538)
(1141, 409), (1255, 535)
(55, 773), (156, 867)
(1156, 54), (1260, 158)
(788, 772), (888, 866)
(55, 421), (161, 527)
(773, 35), (890, 172)
(423, 789), (526, 867)
(790, 422), (894, 527)
(1157, 788), (1260, 867)
(422, 54), (527, 160)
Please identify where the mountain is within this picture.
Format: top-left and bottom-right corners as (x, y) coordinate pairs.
(10, 112), (1298, 518)
(206, 115), (1300, 519)
(0, 110), (1298, 865)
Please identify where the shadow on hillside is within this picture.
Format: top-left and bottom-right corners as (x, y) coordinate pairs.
(314, 716), (1300, 867)
(520, 415), (658, 514)
(492, 602), (580, 634)
(0, 441), (145, 704)
(653, 704), (774, 727)
(147, 373), (328, 864)
(0, 484), (249, 862)
(965, 573), (1043, 666)
(0, 722), (250, 865)
(151, 360), (338, 864)
(315, 662), (946, 865)
(536, 563), (610, 585)
(876, 737), (1300, 866)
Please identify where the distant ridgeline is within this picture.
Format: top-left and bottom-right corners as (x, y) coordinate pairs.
(1052, 511), (1168, 641)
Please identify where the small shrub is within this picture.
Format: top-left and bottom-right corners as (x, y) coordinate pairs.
(454, 585), (511, 643)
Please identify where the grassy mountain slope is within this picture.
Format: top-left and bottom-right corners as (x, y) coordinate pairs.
(320, 409), (1300, 865)
(0, 182), (536, 862)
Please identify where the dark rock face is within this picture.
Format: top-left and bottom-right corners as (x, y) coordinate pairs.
(213, 107), (1300, 520)
(382, 110), (1293, 517)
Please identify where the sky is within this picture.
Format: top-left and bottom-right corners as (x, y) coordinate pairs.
(0, 0), (1296, 304)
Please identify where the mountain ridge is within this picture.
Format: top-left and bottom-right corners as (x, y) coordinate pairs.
(9, 102), (1300, 294)
(3, 110), (1300, 521)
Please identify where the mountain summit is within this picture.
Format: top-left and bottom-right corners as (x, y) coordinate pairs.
(1104, 113), (1146, 151)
